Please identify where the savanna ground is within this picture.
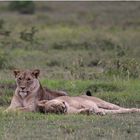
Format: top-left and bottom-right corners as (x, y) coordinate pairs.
(0, 1), (140, 140)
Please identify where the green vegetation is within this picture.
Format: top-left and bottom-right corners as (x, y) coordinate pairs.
(9, 1), (35, 14)
(0, 112), (139, 140)
(0, 1), (140, 140)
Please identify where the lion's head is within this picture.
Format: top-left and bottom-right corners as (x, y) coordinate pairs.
(37, 100), (67, 114)
(14, 69), (40, 98)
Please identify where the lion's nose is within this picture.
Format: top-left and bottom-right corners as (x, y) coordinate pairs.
(20, 86), (26, 90)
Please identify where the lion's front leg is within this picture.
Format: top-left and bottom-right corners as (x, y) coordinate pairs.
(78, 108), (94, 115)
(5, 106), (35, 113)
(23, 99), (37, 112)
(16, 107), (35, 112)
(5, 95), (22, 112)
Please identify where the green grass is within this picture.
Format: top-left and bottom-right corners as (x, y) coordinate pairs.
(0, 111), (139, 140)
(0, 79), (140, 139)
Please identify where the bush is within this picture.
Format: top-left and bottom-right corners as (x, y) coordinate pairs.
(9, 1), (35, 14)
(0, 51), (11, 69)
(94, 38), (124, 52)
(20, 27), (38, 43)
(105, 59), (140, 79)
(52, 40), (94, 50)
(0, 19), (4, 29)
(47, 60), (61, 67)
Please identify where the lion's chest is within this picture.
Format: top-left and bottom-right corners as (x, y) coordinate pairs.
(19, 92), (28, 99)
(22, 97), (36, 108)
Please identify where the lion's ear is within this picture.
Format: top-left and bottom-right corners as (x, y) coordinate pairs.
(13, 69), (20, 77)
(32, 69), (40, 78)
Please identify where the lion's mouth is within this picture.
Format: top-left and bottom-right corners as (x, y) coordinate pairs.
(19, 91), (29, 98)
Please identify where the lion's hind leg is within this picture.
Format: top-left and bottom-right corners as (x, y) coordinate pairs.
(97, 108), (140, 115)
(98, 101), (122, 110)
(81, 107), (140, 115)
(81, 95), (122, 110)
(72, 107), (140, 115)
(77, 108), (93, 115)
(79, 101), (106, 115)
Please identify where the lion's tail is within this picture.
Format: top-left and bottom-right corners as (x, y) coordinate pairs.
(86, 90), (92, 96)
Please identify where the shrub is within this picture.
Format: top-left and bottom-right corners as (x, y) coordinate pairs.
(105, 59), (140, 79)
(0, 19), (4, 29)
(47, 60), (61, 67)
(94, 37), (124, 52)
(20, 27), (38, 43)
(9, 1), (35, 14)
(0, 50), (11, 69)
(52, 40), (94, 50)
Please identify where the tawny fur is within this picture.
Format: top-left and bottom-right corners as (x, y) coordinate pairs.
(6, 69), (67, 112)
(37, 95), (140, 115)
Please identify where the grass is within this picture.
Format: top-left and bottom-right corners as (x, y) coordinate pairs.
(0, 1), (140, 140)
(0, 79), (140, 140)
(0, 111), (139, 140)
(0, 78), (140, 139)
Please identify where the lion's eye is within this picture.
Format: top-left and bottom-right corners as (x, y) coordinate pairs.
(27, 78), (31, 81)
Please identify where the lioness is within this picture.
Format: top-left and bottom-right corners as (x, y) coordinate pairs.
(6, 69), (67, 112)
(37, 95), (140, 115)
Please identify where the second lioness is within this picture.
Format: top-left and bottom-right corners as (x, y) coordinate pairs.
(6, 69), (67, 112)
(38, 95), (140, 115)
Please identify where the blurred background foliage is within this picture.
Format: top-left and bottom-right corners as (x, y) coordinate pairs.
(0, 1), (140, 80)
(9, 1), (35, 14)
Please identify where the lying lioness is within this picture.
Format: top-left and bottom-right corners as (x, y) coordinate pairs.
(37, 95), (140, 115)
(6, 69), (67, 112)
